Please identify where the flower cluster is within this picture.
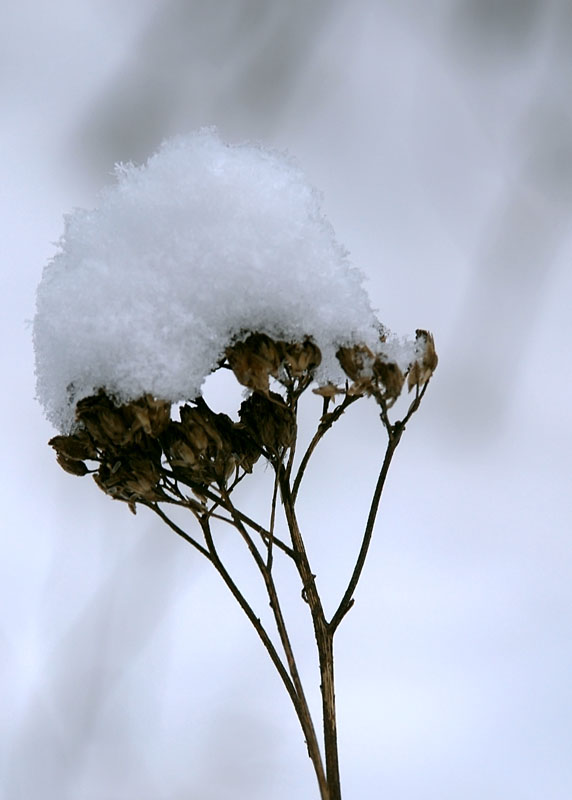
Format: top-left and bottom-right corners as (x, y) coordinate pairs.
(319, 329), (438, 407)
(48, 331), (437, 512)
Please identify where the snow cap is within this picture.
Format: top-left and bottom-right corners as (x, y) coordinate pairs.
(34, 129), (392, 431)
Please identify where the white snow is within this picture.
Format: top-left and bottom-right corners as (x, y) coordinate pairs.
(34, 129), (411, 432)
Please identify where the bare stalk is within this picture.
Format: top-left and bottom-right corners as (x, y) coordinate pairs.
(217, 487), (329, 799)
(329, 381), (431, 633)
(329, 431), (400, 633)
(292, 394), (359, 502)
(278, 471), (342, 800)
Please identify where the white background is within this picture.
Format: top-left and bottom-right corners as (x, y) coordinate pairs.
(2, 2), (572, 798)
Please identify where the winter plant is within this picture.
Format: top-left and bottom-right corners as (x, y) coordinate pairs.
(34, 130), (437, 800)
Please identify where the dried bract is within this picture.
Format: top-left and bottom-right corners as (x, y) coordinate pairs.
(312, 383), (342, 398)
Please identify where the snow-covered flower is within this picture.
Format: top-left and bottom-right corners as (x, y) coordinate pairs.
(34, 128), (427, 432)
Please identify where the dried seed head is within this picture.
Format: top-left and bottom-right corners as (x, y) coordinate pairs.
(76, 391), (171, 449)
(162, 421), (199, 469)
(230, 425), (262, 473)
(336, 344), (376, 383)
(128, 395), (171, 437)
(49, 431), (98, 462)
(239, 391), (295, 453)
(95, 448), (161, 502)
(76, 392), (132, 447)
(372, 360), (405, 402)
(56, 453), (90, 476)
(179, 407), (213, 452)
(407, 330), (438, 392)
(281, 339), (322, 377)
(226, 333), (283, 394)
(163, 403), (253, 485)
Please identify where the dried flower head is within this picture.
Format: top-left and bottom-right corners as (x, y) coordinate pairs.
(407, 330), (438, 392)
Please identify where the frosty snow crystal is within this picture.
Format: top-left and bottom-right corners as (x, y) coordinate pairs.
(33, 128), (412, 433)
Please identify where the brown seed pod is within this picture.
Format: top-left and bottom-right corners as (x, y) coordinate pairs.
(49, 431), (98, 461)
(162, 421), (200, 469)
(226, 333), (282, 393)
(407, 330), (438, 392)
(94, 447), (161, 502)
(229, 424), (262, 473)
(76, 392), (132, 447)
(373, 360), (405, 402)
(239, 391), (295, 453)
(127, 394), (171, 438)
(179, 406), (213, 453)
(56, 453), (90, 476)
(281, 339), (322, 377)
(336, 344), (376, 383)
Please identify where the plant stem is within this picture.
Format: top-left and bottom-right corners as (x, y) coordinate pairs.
(278, 469), (342, 799)
(329, 428), (401, 633)
(217, 489), (330, 799)
(292, 394), (359, 502)
(198, 514), (332, 796)
(318, 629), (341, 800)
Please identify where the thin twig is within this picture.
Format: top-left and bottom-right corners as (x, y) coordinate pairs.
(201, 508), (329, 799)
(292, 394), (359, 502)
(329, 381), (431, 634)
(162, 468), (281, 546)
(267, 469), (280, 570)
(146, 503), (211, 559)
(198, 516), (300, 707)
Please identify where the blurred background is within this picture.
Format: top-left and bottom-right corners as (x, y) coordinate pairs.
(2, 1), (572, 798)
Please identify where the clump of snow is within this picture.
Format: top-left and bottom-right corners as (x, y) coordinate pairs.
(34, 129), (409, 432)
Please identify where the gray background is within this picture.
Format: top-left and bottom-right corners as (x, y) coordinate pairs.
(2, 1), (571, 798)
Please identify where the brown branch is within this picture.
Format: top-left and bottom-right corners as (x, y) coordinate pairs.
(292, 394), (359, 502)
(162, 469), (288, 551)
(266, 469), (280, 571)
(328, 433), (399, 634)
(145, 502), (211, 559)
(329, 380), (431, 634)
(277, 470), (341, 800)
(200, 510), (329, 799)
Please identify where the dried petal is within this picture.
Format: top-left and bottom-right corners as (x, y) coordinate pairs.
(312, 383), (342, 398)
